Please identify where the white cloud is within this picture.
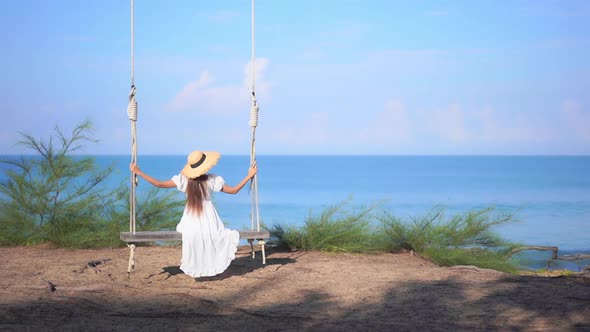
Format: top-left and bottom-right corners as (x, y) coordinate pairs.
(474, 106), (551, 143)
(429, 104), (469, 143)
(165, 58), (271, 114)
(261, 100), (411, 153)
(426, 105), (557, 146)
(368, 100), (411, 143)
(244, 58), (271, 98)
(264, 111), (330, 147)
(562, 100), (590, 141)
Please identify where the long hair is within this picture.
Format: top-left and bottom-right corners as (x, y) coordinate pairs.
(186, 174), (209, 215)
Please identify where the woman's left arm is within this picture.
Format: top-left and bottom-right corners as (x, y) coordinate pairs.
(221, 164), (258, 194)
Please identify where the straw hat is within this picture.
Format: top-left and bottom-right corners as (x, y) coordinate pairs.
(181, 150), (221, 179)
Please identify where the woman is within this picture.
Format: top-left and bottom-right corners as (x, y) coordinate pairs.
(129, 150), (257, 278)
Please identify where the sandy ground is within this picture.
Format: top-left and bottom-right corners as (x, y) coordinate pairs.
(0, 244), (589, 331)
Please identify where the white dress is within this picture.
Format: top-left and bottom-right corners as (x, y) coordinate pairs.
(171, 173), (240, 277)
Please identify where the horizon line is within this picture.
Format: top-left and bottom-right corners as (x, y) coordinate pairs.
(1, 153), (589, 157)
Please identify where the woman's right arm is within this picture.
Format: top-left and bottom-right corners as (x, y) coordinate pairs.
(129, 163), (176, 188)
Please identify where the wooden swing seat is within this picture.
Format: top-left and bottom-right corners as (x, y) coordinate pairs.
(120, 229), (270, 274)
(120, 229), (269, 242)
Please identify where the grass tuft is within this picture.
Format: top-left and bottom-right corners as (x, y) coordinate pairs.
(271, 203), (520, 273)
(270, 201), (382, 253)
(378, 207), (519, 273)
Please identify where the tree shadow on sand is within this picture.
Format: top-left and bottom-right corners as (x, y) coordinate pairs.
(188, 273), (589, 331)
(299, 274), (590, 331)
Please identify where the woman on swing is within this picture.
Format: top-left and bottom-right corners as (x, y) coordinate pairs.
(129, 150), (257, 278)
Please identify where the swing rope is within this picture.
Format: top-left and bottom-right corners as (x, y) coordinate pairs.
(249, 0), (261, 232)
(126, 0), (262, 235)
(122, 0), (269, 273)
(128, 0), (138, 235)
(127, 0), (260, 234)
(125, 0), (139, 273)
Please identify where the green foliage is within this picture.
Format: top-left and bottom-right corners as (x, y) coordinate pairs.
(101, 186), (184, 248)
(0, 121), (111, 246)
(378, 207), (516, 251)
(270, 202), (382, 253)
(378, 207), (520, 273)
(100, 184), (185, 247)
(0, 121), (184, 248)
(270, 203), (520, 273)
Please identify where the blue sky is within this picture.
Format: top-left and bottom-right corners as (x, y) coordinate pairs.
(1, 0), (589, 155)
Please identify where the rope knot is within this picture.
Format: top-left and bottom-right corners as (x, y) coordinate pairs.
(127, 86), (138, 121)
(249, 94), (259, 127)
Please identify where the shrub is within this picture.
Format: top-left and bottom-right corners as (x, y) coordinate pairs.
(100, 184), (185, 247)
(270, 203), (519, 272)
(0, 121), (184, 248)
(0, 121), (113, 246)
(378, 207), (519, 273)
(270, 201), (382, 253)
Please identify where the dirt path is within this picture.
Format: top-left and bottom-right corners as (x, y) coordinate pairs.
(0, 244), (588, 331)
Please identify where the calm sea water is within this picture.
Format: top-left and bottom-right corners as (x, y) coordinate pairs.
(2, 155), (589, 269)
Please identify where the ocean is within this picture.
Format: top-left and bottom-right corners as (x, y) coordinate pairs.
(2, 155), (589, 270)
